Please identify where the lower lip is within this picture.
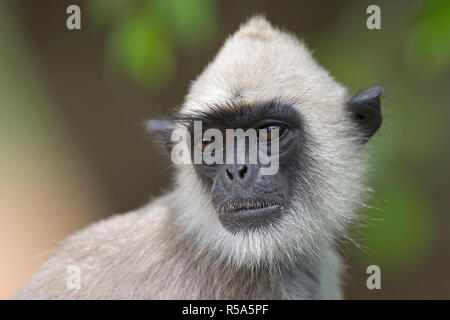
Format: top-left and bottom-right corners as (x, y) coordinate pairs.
(221, 204), (282, 216)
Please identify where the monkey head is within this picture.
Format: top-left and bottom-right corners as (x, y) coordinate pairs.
(148, 16), (382, 268)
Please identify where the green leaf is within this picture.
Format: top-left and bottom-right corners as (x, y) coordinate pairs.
(406, 0), (450, 76)
(106, 9), (175, 88)
(153, 0), (218, 49)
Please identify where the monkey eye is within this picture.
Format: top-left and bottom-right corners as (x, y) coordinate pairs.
(197, 136), (215, 151)
(258, 125), (287, 142)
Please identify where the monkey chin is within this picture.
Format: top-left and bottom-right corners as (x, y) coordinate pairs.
(217, 202), (284, 235)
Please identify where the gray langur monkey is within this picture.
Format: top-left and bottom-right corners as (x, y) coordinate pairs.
(15, 16), (382, 299)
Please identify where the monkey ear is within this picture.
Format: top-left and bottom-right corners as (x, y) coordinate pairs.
(146, 119), (175, 154)
(347, 86), (383, 143)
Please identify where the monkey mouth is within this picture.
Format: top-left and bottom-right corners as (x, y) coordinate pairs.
(217, 200), (284, 233)
(218, 200), (283, 214)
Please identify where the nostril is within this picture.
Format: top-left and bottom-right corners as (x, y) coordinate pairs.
(226, 169), (233, 180)
(238, 165), (248, 179)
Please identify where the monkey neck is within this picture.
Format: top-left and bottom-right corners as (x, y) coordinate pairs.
(181, 235), (339, 299)
(165, 207), (341, 299)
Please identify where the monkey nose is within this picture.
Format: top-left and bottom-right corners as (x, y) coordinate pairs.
(220, 164), (255, 193)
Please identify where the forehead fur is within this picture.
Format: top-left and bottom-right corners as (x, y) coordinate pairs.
(182, 16), (348, 116)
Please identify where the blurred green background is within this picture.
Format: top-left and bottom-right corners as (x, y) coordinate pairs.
(1, 0), (449, 299)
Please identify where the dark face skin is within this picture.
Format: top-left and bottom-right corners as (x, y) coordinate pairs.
(148, 87), (382, 234)
(182, 101), (307, 234)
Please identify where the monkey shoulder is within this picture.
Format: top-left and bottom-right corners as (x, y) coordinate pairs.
(14, 193), (177, 299)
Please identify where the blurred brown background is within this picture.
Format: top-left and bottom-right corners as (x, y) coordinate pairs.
(1, 0), (449, 299)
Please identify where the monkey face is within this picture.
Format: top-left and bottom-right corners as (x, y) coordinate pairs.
(181, 101), (308, 234)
